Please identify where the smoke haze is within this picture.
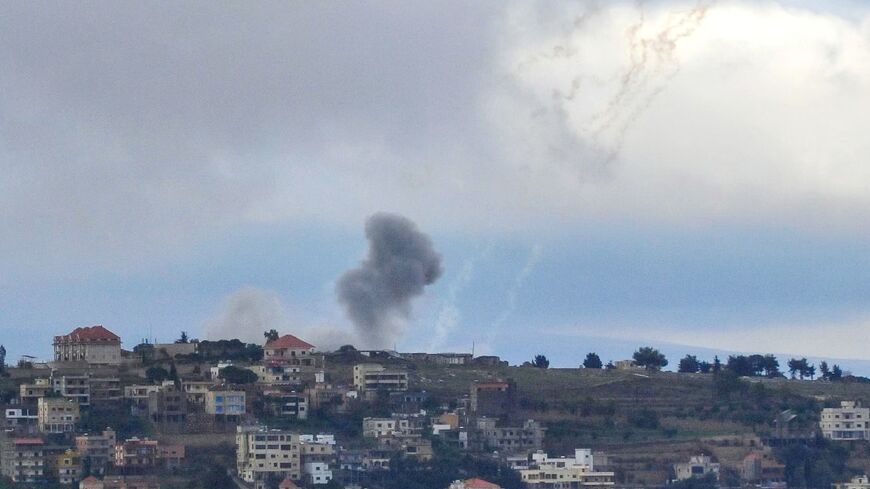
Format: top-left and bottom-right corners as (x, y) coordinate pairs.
(337, 213), (443, 349)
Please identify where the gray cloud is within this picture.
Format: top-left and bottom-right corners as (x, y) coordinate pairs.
(337, 213), (443, 349)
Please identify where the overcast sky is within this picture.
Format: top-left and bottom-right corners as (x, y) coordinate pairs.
(2, 1), (870, 370)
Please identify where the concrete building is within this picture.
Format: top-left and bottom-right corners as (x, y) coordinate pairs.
(475, 418), (546, 454)
(303, 461), (333, 485)
(76, 429), (117, 476)
(821, 401), (870, 440)
(835, 475), (870, 489)
(81, 475), (161, 489)
(353, 363), (408, 396)
(57, 448), (82, 485)
(673, 455), (720, 481)
(0, 435), (46, 483)
(363, 417), (414, 438)
(4, 406), (39, 432)
(518, 449), (615, 489)
(158, 444), (185, 470)
(181, 380), (216, 408)
(38, 397), (80, 433)
(264, 334), (316, 366)
(236, 426), (302, 489)
(114, 438), (159, 469)
(148, 384), (187, 425)
(53, 373), (91, 407)
(53, 325), (121, 366)
(20, 378), (53, 403)
(470, 381), (515, 417)
(205, 390), (246, 418)
(263, 390), (308, 419)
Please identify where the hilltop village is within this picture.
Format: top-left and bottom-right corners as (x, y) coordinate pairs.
(2, 327), (870, 489)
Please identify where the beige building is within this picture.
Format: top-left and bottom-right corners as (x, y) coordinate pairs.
(236, 426), (302, 489)
(76, 428), (117, 476)
(20, 378), (53, 403)
(821, 401), (870, 440)
(38, 397), (80, 433)
(57, 448), (82, 485)
(363, 417), (414, 438)
(264, 334), (316, 365)
(53, 325), (121, 366)
(205, 390), (246, 418)
(353, 363), (408, 395)
(0, 436), (46, 483)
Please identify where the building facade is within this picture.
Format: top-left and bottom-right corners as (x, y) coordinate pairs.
(37, 397), (80, 433)
(53, 325), (121, 366)
(353, 364), (408, 395)
(820, 401), (870, 440)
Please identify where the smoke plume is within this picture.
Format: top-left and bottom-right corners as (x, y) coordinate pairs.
(202, 286), (356, 350)
(337, 213), (443, 349)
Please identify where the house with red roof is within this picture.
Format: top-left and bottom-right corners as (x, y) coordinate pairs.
(257, 334), (319, 386)
(449, 478), (502, 489)
(53, 325), (121, 366)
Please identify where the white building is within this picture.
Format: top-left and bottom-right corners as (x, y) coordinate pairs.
(835, 475), (870, 489)
(520, 449), (615, 488)
(303, 462), (333, 485)
(674, 455), (720, 481)
(820, 401), (870, 440)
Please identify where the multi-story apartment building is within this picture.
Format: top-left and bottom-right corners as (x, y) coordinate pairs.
(0, 436), (46, 483)
(80, 474), (161, 489)
(474, 418), (546, 454)
(148, 383), (187, 424)
(124, 385), (161, 416)
(53, 325), (121, 366)
(19, 378), (53, 403)
(89, 376), (122, 404)
(53, 374), (91, 407)
(181, 380), (216, 408)
(821, 401), (870, 440)
(353, 364), (408, 397)
(263, 390), (308, 419)
(75, 429), (117, 476)
(520, 449), (615, 488)
(37, 397), (80, 433)
(114, 438), (159, 469)
(303, 462), (333, 485)
(236, 426), (302, 489)
(57, 448), (82, 485)
(206, 390), (246, 419)
(470, 381), (515, 418)
(4, 407), (39, 433)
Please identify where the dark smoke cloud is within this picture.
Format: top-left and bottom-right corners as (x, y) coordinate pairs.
(337, 213), (443, 349)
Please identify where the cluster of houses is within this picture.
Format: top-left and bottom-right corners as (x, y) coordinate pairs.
(0, 325), (615, 489)
(11, 325), (870, 489)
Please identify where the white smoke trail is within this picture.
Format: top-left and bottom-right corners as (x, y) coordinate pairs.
(428, 241), (494, 352)
(483, 244), (544, 350)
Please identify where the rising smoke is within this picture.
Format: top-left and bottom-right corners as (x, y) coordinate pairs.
(202, 286), (356, 350)
(336, 213), (443, 349)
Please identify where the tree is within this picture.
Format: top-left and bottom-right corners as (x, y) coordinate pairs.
(804, 363), (816, 380)
(726, 355), (753, 376)
(605, 361), (615, 370)
(633, 346), (668, 371)
(831, 364), (843, 381)
(583, 352), (603, 369)
(788, 358), (810, 379)
(264, 329), (279, 342)
(146, 366), (170, 383)
(169, 362), (179, 383)
(761, 355), (781, 377)
(533, 354), (550, 369)
(698, 361), (712, 374)
(712, 355), (722, 374)
(819, 361), (830, 380)
(0, 345), (5, 373)
(678, 355), (700, 373)
(175, 331), (189, 344)
(218, 366), (258, 384)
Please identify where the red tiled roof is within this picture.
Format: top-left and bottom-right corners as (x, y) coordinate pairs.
(56, 325), (120, 342)
(465, 478), (500, 489)
(279, 476), (300, 489)
(81, 476), (99, 483)
(266, 334), (314, 350)
(14, 438), (44, 445)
